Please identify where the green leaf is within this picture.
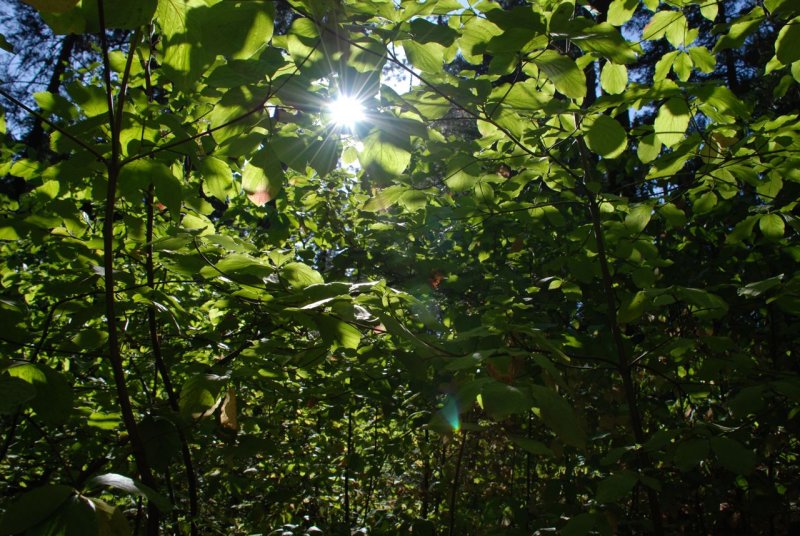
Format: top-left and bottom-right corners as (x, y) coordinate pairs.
(596, 470), (638, 503)
(673, 51), (693, 81)
(87, 411), (122, 430)
(700, 2), (718, 21)
(315, 315), (361, 349)
(637, 133), (661, 163)
(272, 128), (340, 178)
(363, 185), (406, 212)
(643, 10), (686, 46)
(156, 0), (212, 87)
(140, 416), (182, 471)
(676, 288), (729, 319)
(34, 91), (76, 119)
(776, 17), (800, 65)
(89, 497), (132, 536)
(674, 438), (709, 471)
(625, 205), (652, 233)
(402, 40), (445, 73)
(738, 275), (783, 298)
(576, 23), (639, 64)
(533, 50), (586, 99)
(0, 375), (37, 414)
(0, 484), (74, 535)
(654, 51), (676, 80)
(179, 373), (225, 417)
(286, 18), (325, 75)
(511, 437), (554, 457)
(710, 437), (757, 475)
(492, 79), (551, 111)
(40, 0), (157, 33)
(7, 364), (73, 425)
(688, 46), (716, 73)
(481, 381), (530, 419)
(359, 129), (412, 183)
(242, 146), (284, 206)
(654, 97), (690, 148)
(22, 0), (79, 14)
(214, 254), (272, 279)
(200, 156), (235, 202)
(529, 385), (586, 449)
(197, 1), (274, 60)
(759, 213), (785, 239)
(659, 202), (687, 227)
(88, 0), (158, 30)
(726, 215), (759, 244)
(457, 15), (503, 65)
(713, 7), (765, 53)
(607, 0), (638, 26)
(600, 62), (628, 94)
(282, 262), (325, 289)
(119, 160), (182, 221)
(584, 114), (627, 158)
(561, 513), (597, 536)
(26, 494), (98, 536)
(87, 473), (172, 513)
(618, 291), (648, 323)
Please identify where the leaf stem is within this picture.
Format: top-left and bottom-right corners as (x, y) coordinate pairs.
(97, 2), (159, 533)
(0, 87), (105, 160)
(578, 139), (664, 536)
(448, 431), (468, 536)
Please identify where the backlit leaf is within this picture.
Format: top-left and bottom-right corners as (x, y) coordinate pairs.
(533, 50), (586, 99)
(242, 146), (284, 206)
(584, 114), (627, 158)
(282, 262), (325, 289)
(625, 205), (652, 233)
(607, 0), (638, 26)
(654, 97), (690, 148)
(759, 213), (785, 239)
(359, 129), (412, 183)
(179, 374), (225, 418)
(600, 62), (628, 94)
(200, 156), (235, 202)
(315, 314), (361, 349)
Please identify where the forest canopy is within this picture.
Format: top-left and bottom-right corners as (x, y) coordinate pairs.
(0, 0), (799, 534)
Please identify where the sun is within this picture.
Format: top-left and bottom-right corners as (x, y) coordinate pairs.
(327, 95), (365, 130)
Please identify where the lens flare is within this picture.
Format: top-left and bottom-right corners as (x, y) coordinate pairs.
(442, 395), (460, 432)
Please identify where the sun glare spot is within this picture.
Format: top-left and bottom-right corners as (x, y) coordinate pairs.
(328, 95), (365, 129)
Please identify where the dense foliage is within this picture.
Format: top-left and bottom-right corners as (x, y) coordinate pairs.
(1, 0), (799, 534)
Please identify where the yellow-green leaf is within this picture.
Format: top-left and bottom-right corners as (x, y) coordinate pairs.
(584, 114), (627, 158)
(600, 62), (628, 94)
(533, 50), (586, 99)
(759, 213), (785, 239)
(242, 147), (284, 206)
(654, 97), (690, 148)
